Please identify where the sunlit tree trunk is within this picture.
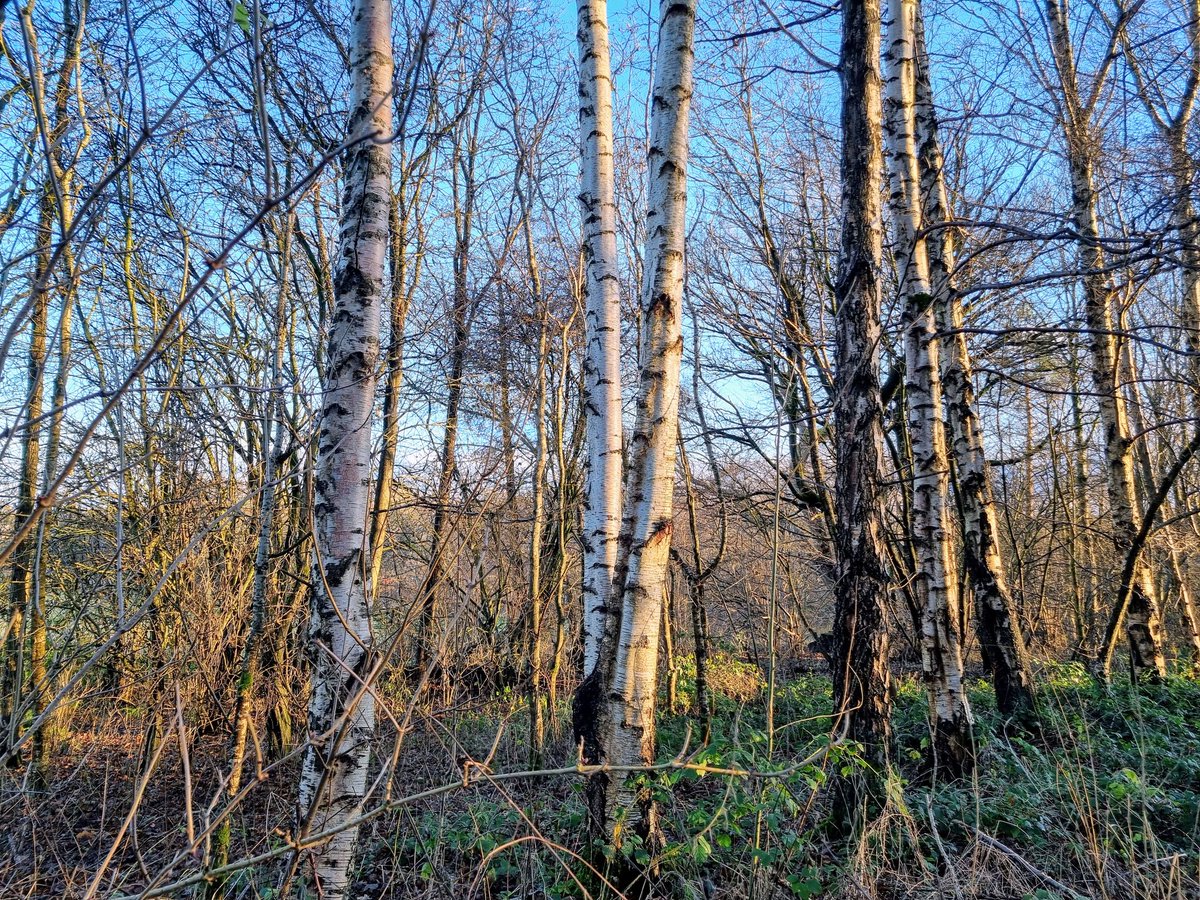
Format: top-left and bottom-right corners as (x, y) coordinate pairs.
(1067, 345), (1100, 650)
(577, 0), (695, 847)
(1045, 0), (1166, 680)
(911, 3), (1034, 717)
(602, 0), (694, 824)
(1169, 145), (1200, 669)
(1121, 0), (1200, 673)
(26, 0), (87, 780)
(0, 7), (86, 752)
(1120, 334), (1200, 675)
(1162, 142), (1200, 675)
(523, 176), (550, 768)
(884, 0), (973, 773)
(294, 0), (392, 891)
(577, 0), (624, 676)
(548, 319), (578, 714)
(830, 0), (893, 823)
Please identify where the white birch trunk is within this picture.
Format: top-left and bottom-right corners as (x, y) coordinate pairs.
(1173, 154), (1200, 670)
(1165, 135), (1200, 671)
(296, 0), (392, 892)
(1123, 0), (1200, 671)
(577, 0), (624, 676)
(601, 0), (695, 839)
(911, 3), (1034, 716)
(1045, 0), (1166, 679)
(884, 0), (973, 772)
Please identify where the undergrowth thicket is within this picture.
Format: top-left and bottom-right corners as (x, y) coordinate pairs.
(359, 662), (1200, 899)
(4, 662), (1197, 898)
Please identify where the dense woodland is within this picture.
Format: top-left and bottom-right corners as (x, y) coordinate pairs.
(2, 0), (1200, 896)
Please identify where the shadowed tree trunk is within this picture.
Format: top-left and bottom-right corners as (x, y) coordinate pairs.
(830, 0), (894, 825)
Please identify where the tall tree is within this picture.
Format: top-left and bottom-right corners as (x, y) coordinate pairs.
(414, 99), (481, 672)
(0, 0), (89, 767)
(370, 136), (431, 593)
(912, 4), (1035, 717)
(575, 0), (696, 848)
(294, 0), (393, 892)
(1043, 0), (1166, 679)
(830, 0), (894, 821)
(577, 0), (625, 675)
(1120, 0), (1200, 672)
(884, 0), (974, 774)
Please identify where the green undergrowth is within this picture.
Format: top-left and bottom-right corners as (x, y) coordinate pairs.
(362, 661), (1200, 898)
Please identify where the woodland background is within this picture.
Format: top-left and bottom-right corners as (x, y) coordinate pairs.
(1, 0), (1199, 897)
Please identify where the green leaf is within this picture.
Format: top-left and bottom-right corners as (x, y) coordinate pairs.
(787, 874), (823, 898)
(233, 0), (251, 35)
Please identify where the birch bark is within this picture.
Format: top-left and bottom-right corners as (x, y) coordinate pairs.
(295, 0), (392, 891)
(1167, 145), (1200, 670)
(581, 0), (695, 845)
(831, 0), (893, 819)
(912, 3), (1035, 717)
(1045, 0), (1166, 679)
(1121, 3), (1200, 671)
(883, 0), (973, 773)
(577, 0), (624, 676)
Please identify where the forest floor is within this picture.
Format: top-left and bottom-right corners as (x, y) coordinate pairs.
(1, 659), (1198, 899)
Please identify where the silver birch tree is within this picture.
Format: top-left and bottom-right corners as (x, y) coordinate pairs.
(912, 2), (1036, 716)
(884, 0), (973, 772)
(1044, 0), (1167, 679)
(604, 0), (694, 829)
(1121, 0), (1200, 672)
(577, 0), (625, 675)
(294, 0), (393, 891)
(576, 0), (696, 847)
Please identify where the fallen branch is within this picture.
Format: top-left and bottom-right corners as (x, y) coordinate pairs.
(969, 825), (1088, 900)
